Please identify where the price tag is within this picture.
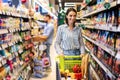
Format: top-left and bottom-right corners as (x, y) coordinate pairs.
(8, 42), (13, 46)
(27, 66), (31, 70)
(2, 43), (8, 49)
(13, 29), (16, 32)
(0, 62), (2, 67)
(2, 59), (6, 65)
(0, 29), (8, 34)
(18, 49), (23, 54)
(0, 46), (2, 50)
(116, 53), (120, 59)
(9, 56), (13, 60)
(118, 27), (120, 32)
(6, 12), (8, 15)
(20, 61), (24, 65)
(0, 10), (2, 14)
(15, 52), (18, 56)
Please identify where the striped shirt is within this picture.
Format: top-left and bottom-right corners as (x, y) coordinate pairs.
(54, 24), (85, 54)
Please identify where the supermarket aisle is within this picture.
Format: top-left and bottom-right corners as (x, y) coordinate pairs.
(30, 38), (57, 80)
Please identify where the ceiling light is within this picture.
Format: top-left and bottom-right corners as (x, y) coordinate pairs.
(58, 0), (61, 3)
(59, 3), (62, 7)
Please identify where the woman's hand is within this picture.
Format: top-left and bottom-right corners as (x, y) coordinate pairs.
(80, 53), (85, 58)
(59, 53), (64, 57)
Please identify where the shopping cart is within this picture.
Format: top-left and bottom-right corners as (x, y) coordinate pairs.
(57, 56), (81, 72)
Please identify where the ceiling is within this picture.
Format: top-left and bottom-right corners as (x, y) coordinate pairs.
(55, 0), (83, 10)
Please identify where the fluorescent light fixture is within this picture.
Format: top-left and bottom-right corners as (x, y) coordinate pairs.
(59, 3), (62, 7)
(58, 0), (61, 2)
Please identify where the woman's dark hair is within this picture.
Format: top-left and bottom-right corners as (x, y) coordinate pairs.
(65, 8), (77, 26)
(45, 14), (51, 19)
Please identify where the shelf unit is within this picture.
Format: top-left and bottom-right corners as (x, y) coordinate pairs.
(80, 0), (120, 79)
(83, 24), (120, 32)
(81, 1), (117, 18)
(85, 46), (116, 79)
(83, 35), (116, 56)
(0, 10), (30, 19)
(0, 11), (33, 80)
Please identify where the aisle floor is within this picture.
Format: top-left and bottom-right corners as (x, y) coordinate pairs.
(30, 39), (57, 80)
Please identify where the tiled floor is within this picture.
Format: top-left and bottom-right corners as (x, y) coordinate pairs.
(30, 38), (57, 80)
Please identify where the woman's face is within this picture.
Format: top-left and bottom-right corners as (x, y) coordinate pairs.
(66, 11), (76, 25)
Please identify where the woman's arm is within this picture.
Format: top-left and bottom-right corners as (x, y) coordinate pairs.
(54, 26), (63, 55)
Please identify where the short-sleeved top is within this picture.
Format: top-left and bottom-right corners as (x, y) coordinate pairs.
(37, 21), (54, 45)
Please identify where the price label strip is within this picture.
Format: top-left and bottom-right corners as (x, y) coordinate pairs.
(83, 35), (115, 56)
(0, 10), (2, 14)
(15, 52), (18, 56)
(0, 62), (2, 67)
(8, 42), (13, 47)
(1, 59), (6, 65)
(0, 46), (2, 50)
(1, 43), (8, 49)
(18, 49), (23, 54)
(0, 29), (8, 34)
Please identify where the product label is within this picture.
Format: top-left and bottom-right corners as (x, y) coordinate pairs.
(0, 62), (2, 67)
(0, 10), (2, 14)
(9, 56), (13, 60)
(2, 59), (6, 65)
(0, 29), (8, 34)
(0, 47), (2, 50)
(18, 49), (23, 54)
(2, 43), (8, 49)
(116, 52), (120, 59)
(15, 52), (18, 56)
(8, 42), (13, 46)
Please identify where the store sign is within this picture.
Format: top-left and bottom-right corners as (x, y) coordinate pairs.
(104, 2), (111, 9)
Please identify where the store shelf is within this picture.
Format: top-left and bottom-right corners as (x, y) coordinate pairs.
(11, 61), (31, 80)
(83, 35), (116, 56)
(90, 64), (100, 80)
(0, 10), (30, 19)
(84, 25), (118, 32)
(81, 0), (92, 10)
(0, 29), (8, 35)
(85, 46), (116, 79)
(81, 1), (117, 18)
(1, 43), (8, 49)
(90, 53), (116, 79)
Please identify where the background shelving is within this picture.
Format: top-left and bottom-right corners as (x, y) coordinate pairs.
(80, 0), (120, 80)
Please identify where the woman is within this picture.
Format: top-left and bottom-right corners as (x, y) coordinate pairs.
(55, 8), (85, 56)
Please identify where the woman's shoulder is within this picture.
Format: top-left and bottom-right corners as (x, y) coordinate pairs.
(58, 24), (67, 28)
